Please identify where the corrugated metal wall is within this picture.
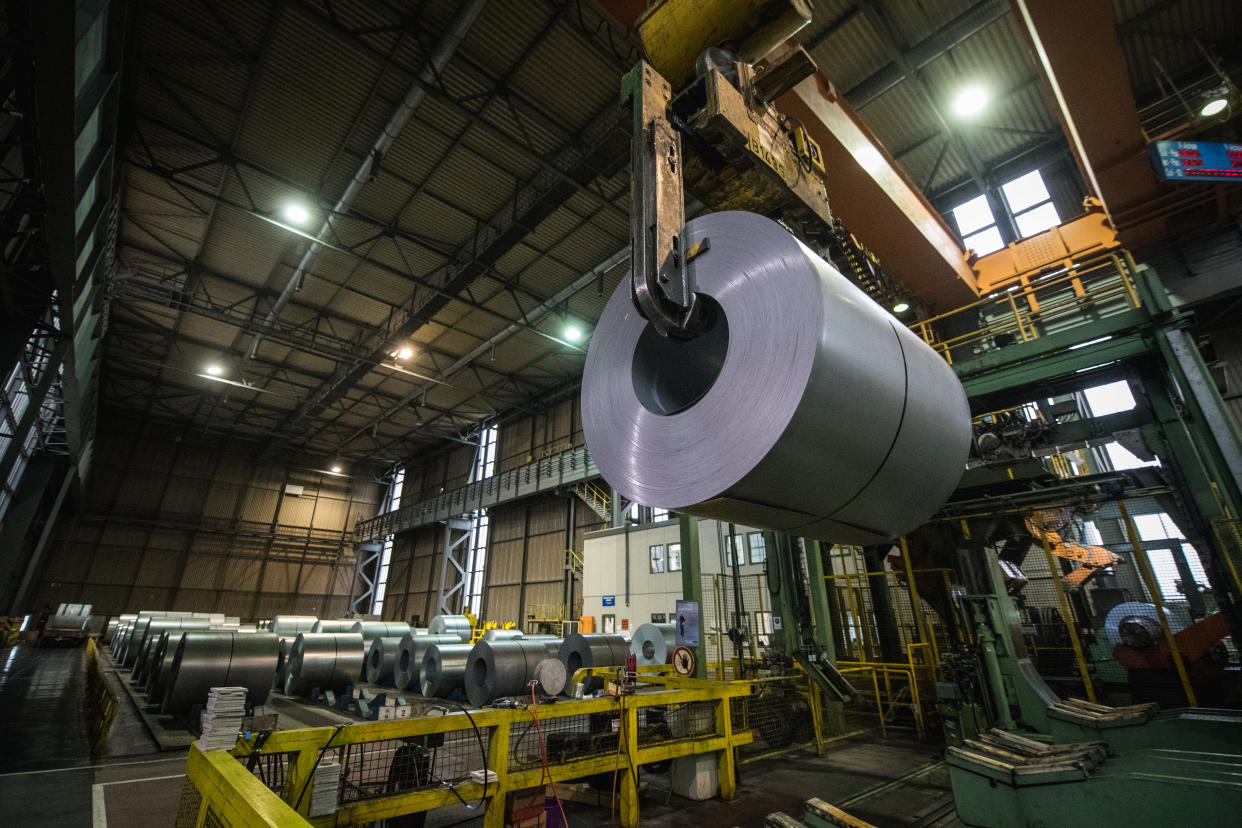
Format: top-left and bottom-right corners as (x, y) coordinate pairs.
(30, 415), (382, 618)
(497, 396), (583, 473)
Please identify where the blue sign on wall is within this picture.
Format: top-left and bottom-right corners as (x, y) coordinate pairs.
(602, 595), (615, 607)
(1149, 140), (1242, 182)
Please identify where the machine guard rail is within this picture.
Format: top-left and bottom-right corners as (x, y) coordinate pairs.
(356, 444), (599, 542)
(189, 679), (752, 828)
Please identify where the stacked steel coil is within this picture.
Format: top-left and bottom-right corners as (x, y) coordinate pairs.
(419, 643), (475, 698)
(364, 636), (407, 686)
(464, 638), (564, 707)
(629, 623), (677, 666)
(311, 619), (356, 634)
(393, 633), (466, 691)
(558, 633), (630, 692)
(162, 631), (279, 716)
(132, 618), (212, 682)
(284, 632), (366, 695)
(352, 620), (411, 643)
(270, 615), (318, 636)
(427, 614), (473, 642)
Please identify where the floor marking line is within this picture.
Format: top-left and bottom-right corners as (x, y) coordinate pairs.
(91, 784), (107, 828)
(0, 756), (184, 778)
(96, 772), (185, 787)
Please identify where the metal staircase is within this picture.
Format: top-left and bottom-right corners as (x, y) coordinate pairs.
(573, 479), (612, 521)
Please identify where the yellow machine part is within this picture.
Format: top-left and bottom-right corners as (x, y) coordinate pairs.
(636, 0), (813, 88)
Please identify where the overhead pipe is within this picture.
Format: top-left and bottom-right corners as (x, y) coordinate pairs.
(247, 0), (491, 360)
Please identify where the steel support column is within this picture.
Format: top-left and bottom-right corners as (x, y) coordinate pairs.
(678, 514), (706, 678)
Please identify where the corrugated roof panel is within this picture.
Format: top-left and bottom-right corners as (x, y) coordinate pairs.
(809, 12), (893, 96)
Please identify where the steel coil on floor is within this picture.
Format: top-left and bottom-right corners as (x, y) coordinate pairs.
(271, 615), (319, 636)
(420, 643), (475, 698)
(285, 632), (366, 695)
(147, 631), (183, 701)
(427, 614), (473, 642)
(393, 633), (467, 691)
(364, 636), (407, 686)
(558, 633), (630, 692)
(629, 623), (677, 666)
(465, 638), (564, 707)
(581, 211), (971, 546)
(311, 619), (356, 634)
(352, 621), (412, 643)
(479, 629), (526, 642)
(162, 632), (279, 716)
(133, 618), (212, 681)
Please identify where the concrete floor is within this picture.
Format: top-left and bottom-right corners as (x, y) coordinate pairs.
(0, 644), (962, 827)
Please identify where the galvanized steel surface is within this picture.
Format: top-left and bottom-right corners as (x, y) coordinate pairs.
(286, 632), (366, 695)
(420, 643), (475, 698)
(558, 633), (630, 691)
(427, 614), (473, 642)
(163, 632), (279, 716)
(465, 638), (564, 707)
(479, 629), (526, 642)
(393, 633), (465, 692)
(310, 619), (356, 634)
(630, 623), (677, 666)
(351, 621), (412, 642)
(364, 636), (406, 686)
(271, 615), (319, 636)
(581, 211), (971, 545)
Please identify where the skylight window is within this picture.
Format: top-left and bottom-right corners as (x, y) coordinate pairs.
(1002, 169), (1060, 238)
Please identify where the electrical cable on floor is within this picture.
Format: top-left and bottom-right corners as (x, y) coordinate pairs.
(528, 682), (570, 828)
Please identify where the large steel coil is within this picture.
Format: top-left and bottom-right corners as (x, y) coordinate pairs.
(311, 619), (356, 634)
(581, 211), (971, 546)
(162, 632), (279, 716)
(420, 643), (475, 698)
(630, 623), (677, 666)
(479, 629), (525, 642)
(147, 631), (182, 701)
(285, 632), (366, 695)
(558, 634), (630, 692)
(393, 633), (467, 691)
(352, 621), (412, 642)
(427, 614), (473, 642)
(271, 615), (319, 636)
(103, 619), (119, 644)
(364, 636), (407, 686)
(133, 618), (212, 680)
(465, 638), (564, 707)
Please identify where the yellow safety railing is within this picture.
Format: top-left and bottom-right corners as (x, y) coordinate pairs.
(838, 644), (934, 741)
(577, 479), (611, 512)
(187, 680), (753, 828)
(910, 252), (1141, 364)
(84, 638), (119, 754)
(180, 746), (309, 827)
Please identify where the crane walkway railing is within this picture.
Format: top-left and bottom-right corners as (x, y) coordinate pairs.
(356, 444), (598, 542)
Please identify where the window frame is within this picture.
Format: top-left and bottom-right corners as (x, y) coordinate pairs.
(667, 542), (682, 571)
(649, 543), (665, 574)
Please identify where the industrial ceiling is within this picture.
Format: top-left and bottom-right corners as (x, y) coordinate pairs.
(107, 0), (1240, 467)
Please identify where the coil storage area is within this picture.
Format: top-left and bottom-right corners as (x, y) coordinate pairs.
(581, 211), (971, 546)
(393, 632), (468, 691)
(284, 632), (366, 695)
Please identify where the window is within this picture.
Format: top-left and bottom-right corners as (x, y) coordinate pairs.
(668, 542), (682, 571)
(951, 194), (1005, 256)
(650, 507), (670, 522)
(649, 544), (665, 573)
(1002, 170), (1060, 238)
(725, 534), (745, 567)
(1083, 381), (1136, 416)
(748, 532), (767, 564)
(371, 467), (405, 614)
(473, 424), (498, 481)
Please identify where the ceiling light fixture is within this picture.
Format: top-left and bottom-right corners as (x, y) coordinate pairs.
(564, 325), (583, 343)
(892, 301), (911, 314)
(1201, 97), (1228, 117)
(330, 464), (342, 474)
(953, 85), (989, 119)
(396, 346), (413, 360)
(283, 202), (311, 225)
(205, 363), (224, 376)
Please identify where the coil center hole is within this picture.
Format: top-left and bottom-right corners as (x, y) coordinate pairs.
(631, 295), (728, 416)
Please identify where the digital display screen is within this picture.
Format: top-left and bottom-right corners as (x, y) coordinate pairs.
(1149, 140), (1242, 182)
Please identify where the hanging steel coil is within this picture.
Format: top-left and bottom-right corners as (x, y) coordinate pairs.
(464, 638), (564, 707)
(162, 632), (279, 716)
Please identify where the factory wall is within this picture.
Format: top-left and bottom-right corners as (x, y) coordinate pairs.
(23, 413), (382, 618)
(496, 394), (582, 473)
